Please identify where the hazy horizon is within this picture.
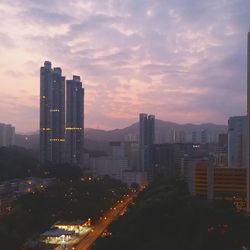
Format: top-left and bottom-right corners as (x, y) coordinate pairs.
(15, 118), (228, 135)
(0, 0), (249, 133)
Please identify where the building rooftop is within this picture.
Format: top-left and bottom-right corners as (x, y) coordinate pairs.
(54, 219), (85, 226)
(41, 228), (74, 237)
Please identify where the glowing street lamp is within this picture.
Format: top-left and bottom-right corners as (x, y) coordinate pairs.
(88, 218), (91, 226)
(60, 234), (66, 248)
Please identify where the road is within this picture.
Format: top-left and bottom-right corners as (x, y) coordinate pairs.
(72, 191), (139, 250)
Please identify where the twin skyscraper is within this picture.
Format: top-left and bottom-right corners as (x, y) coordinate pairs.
(40, 61), (84, 166)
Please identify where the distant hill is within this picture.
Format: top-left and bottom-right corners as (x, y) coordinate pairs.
(15, 120), (227, 150)
(84, 120), (227, 142)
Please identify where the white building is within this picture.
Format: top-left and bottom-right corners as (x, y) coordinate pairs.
(89, 156), (147, 187)
(90, 157), (128, 180)
(88, 140), (147, 186)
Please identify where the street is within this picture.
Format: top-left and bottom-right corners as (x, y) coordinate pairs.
(72, 191), (139, 250)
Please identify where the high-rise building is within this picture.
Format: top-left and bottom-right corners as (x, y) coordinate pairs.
(65, 76), (84, 166)
(218, 133), (228, 148)
(170, 129), (177, 143)
(192, 131), (197, 143)
(247, 28), (250, 211)
(213, 133), (228, 168)
(139, 113), (155, 175)
(228, 116), (247, 168)
(0, 123), (15, 147)
(139, 113), (148, 149)
(153, 144), (176, 176)
(148, 115), (155, 146)
(201, 129), (208, 144)
(40, 61), (65, 164)
(110, 141), (139, 170)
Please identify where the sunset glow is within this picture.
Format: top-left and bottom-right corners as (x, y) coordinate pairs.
(0, 0), (249, 132)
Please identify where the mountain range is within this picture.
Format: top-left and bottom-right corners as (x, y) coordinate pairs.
(15, 119), (227, 151)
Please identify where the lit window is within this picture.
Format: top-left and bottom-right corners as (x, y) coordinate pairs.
(49, 138), (65, 142)
(41, 128), (51, 131)
(65, 127), (82, 130)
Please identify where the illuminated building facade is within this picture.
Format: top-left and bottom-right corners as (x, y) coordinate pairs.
(65, 76), (84, 165)
(40, 61), (65, 164)
(194, 162), (209, 199)
(181, 155), (211, 195)
(194, 164), (246, 211)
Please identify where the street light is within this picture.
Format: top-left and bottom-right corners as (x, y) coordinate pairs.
(88, 218), (91, 226)
(60, 234), (66, 248)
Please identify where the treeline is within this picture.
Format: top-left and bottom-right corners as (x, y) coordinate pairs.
(0, 146), (83, 181)
(93, 177), (250, 250)
(0, 146), (39, 180)
(0, 176), (128, 250)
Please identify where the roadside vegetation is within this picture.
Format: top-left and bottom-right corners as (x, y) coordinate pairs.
(0, 176), (128, 250)
(0, 146), (128, 250)
(93, 176), (250, 250)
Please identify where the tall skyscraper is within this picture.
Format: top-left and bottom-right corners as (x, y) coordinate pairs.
(139, 113), (155, 174)
(139, 113), (148, 149)
(65, 75), (84, 166)
(228, 116), (247, 168)
(40, 61), (65, 164)
(139, 113), (147, 171)
(247, 28), (250, 211)
(148, 115), (155, 146)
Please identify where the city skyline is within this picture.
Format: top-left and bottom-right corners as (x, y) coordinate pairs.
(0, 0), (250, 133)
(40, 61), (84, 165)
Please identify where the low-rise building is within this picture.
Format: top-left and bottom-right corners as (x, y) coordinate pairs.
(40, 228), (74, 245)
(53, 219), (91, 234)
(181, 155), (211, 195)
(193, 163), (246, 211)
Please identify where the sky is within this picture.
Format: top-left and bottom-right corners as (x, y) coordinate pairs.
(0, 0), (249, 133)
